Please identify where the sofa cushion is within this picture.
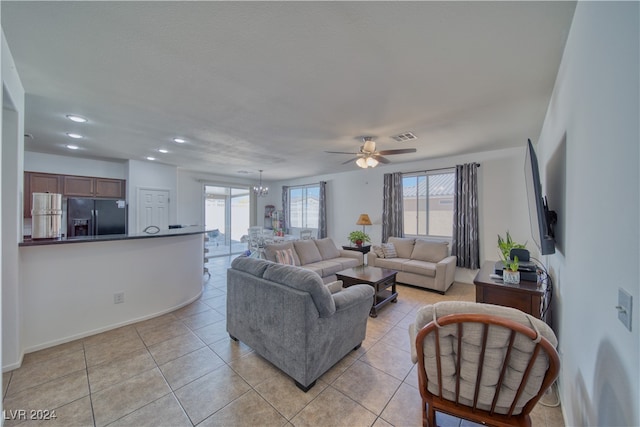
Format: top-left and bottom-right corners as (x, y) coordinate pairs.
(326, 280), (344, 294)
(381, 243), (397, 258)
(375, 257), (410, 271)
(294, 240), (323, 265)
(231, 256), (271, 277)
(402, 260), (437, 277)
(333, 257), (361, 270)
(388, 237), (415, 258)
(263, 262), (335, 317)
(314, 238), (341, 260)
(264, 242), (301, 266)
(305, 260), (344, 278)
(275, 248), (296, 265)
(372, 245), (385, 258)
(411, 240), (449, 263)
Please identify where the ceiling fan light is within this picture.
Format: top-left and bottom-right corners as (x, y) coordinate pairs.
(366, 157), (379, 167)
(356, 158), (368, 168)
(362, 139), (376, 153)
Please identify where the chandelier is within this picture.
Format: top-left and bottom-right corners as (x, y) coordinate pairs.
(253, 170), (269, 197)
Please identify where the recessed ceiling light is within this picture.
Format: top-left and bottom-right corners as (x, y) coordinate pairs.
(146, 156), (156, 161)
(66, 144), (79, 150)
(173, 137), (186, 144)
(66, 114), (88, 123)
(158, 149), (169, 154)
(66, 133), (83, 139)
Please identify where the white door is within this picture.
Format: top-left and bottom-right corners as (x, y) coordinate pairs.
(138, 188), (170, 232)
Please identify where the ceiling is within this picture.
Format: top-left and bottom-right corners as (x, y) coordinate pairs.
(2, 1), (576, 181)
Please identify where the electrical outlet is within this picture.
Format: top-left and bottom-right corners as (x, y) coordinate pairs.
(617, 288), (632, 331)
(114, 292), (125, 304)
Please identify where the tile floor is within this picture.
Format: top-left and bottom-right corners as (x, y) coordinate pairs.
(3, 256), (565, 426)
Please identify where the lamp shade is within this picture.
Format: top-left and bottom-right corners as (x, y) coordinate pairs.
(356, 214), (372, 226)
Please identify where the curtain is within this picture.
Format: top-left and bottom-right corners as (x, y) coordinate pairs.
(317, 181), (327, 238)
(382, 172), (404, 242)
(281, 186), (289, 234)
(452, 163), (480, 269)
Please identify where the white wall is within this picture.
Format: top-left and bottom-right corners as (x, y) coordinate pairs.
(1, 30), (25, 371)
(537, 2), (639, 426)
(24, 151), (126, 179)
(262, 146), (533, 283)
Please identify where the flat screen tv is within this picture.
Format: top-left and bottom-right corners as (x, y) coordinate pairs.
(524, 139), (557, 255)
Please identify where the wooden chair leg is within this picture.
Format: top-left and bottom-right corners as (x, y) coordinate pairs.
(427, 403), (436, 427)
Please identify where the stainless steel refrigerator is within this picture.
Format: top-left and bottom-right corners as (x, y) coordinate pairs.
(67, 198), (127, 237)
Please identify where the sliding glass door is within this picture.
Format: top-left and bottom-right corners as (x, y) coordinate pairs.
(204, 185), (250, 257)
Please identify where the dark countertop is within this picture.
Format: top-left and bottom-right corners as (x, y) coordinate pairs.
(20, 226), (210, 247)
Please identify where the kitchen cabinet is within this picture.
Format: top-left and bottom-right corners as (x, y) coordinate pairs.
(63, 175), (94, 197)
(64, 176), (124, 198)
(24, 172), (126, 218)
(24, 172), (62, 218)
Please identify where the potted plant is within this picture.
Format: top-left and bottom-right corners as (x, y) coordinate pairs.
(497, 231), (526, 284)
(348, 230), (371, 247)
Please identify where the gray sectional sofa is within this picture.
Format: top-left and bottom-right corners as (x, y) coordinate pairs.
(226, 257), (374, 391)
(264, 238), (363, 283)
(369, 237), (457, 294)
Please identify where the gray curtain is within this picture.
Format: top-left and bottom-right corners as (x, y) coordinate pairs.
(282, 186), (289, 234)
(382, 172), (404, 243)
(317, 181), (327, 238)
(452, 163), (480, 269)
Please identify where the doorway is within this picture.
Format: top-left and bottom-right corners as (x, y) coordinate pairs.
(137, 188), (170, 233)
(204, 186), (250, 257)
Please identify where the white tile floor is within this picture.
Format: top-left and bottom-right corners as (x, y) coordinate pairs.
(2, 255), (565, 426)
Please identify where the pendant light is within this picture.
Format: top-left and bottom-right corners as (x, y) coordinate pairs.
(253, 170), (269, 197)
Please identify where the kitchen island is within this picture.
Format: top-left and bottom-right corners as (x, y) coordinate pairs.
(18, 227), (207, 358)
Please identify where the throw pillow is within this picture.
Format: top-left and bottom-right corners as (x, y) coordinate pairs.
(326, 280), (344, 294)
(372, 245), (386, 258)
(275, 248), (296, 265)
(381, 243), (397, 258)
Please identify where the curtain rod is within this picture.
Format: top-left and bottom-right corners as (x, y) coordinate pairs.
(285, 180), (326, 189)
(402, 163), (480, 175)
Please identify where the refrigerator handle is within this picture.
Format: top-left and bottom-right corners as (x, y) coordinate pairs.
(94, 209), (98, 235)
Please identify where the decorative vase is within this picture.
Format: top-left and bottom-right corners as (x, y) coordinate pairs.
(503, 269), (520, 284)
(355, 239), (363, 247)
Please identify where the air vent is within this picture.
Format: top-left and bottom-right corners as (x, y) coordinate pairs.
(391, 132), (417, 142)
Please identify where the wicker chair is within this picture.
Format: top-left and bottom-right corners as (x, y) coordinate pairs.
(410, 301), (560, 427)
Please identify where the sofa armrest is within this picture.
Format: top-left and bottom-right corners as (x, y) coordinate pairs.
(368, 251), (379, 266)
(332, 284), (374, 311)
(338, 249), (364, 264)
(435, 255), (457, 290)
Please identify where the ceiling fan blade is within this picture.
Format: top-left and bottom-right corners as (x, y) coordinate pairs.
(376, 156), (391, 164)
(376, 148), (417, 155)
(325, 151), (359, 155)
(341, 157), (361, 165)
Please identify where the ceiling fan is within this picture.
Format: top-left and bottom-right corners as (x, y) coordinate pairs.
(326, 137), (417, 168)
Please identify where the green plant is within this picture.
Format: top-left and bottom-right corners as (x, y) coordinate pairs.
(348, 230), (371, 245)
(497, 231), (526, 270)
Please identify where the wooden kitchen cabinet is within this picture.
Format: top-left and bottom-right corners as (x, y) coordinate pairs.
(63, 175), (94, 197)
(24, 172), (126, 217)
(24, 172), (62, 217)
(95, 178), (125, 198)
(63, 176), (125, 198)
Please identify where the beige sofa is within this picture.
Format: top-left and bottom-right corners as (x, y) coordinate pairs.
(369, 237), (456, 294)
(264, 238), (363, 283)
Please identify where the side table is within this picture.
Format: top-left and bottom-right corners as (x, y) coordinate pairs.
(473, 260), (549, 321)
(342, 245), (371, 254)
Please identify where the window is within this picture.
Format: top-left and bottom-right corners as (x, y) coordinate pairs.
(289, 184), (320, 229)
(403, 170), (455, 237)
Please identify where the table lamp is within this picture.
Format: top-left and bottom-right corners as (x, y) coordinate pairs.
(356, 214), (372, 233)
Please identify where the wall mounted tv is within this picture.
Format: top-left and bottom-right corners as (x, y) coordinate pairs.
(525, 139), (557, 255)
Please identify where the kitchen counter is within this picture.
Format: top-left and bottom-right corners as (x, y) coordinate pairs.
(18, 228), (206, 356)
(20, 226), (209, 246)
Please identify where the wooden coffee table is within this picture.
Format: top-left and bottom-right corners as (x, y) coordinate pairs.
(336, 266), (398, 317)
